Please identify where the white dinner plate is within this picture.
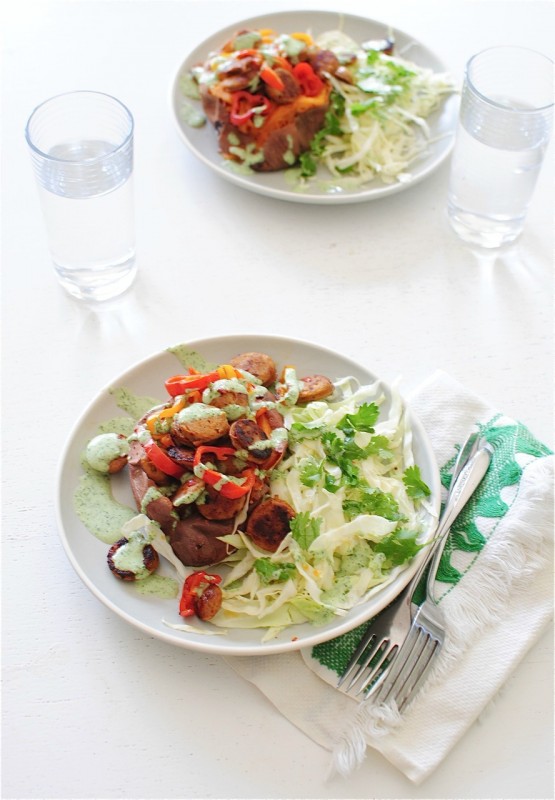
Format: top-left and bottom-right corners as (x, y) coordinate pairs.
(170, 10), (457, 204)
(56, 334), (441, 656)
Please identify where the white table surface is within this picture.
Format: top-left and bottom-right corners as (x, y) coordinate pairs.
(2, 1), (554, 798)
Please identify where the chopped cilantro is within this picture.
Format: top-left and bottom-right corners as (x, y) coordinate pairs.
(291, 512), (321, 549)
(254, 559), (296, 584)
(403, 465), (431, 499)
(343, 487), (403, 521)
(374, 528), (423, 566)
(300, 91), (346, 177)
(337, 402), (380, 433)
(299, 457), (323, 488)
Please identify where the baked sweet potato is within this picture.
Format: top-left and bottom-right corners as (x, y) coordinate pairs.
(195, 29), (334, 172)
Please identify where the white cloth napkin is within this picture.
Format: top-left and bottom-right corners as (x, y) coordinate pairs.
(224, 371), (553, 784)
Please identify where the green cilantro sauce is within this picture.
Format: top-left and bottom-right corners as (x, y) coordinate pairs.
(109, 387), (161, 419)
(175, 403), (225, 424)
(134, 574), (179, 598)
(167, 345), (217, 372)
(180, 102), (206, 128)
(73, 467), (135, 544)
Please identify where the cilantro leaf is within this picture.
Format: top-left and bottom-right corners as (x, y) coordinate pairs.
(403, 465), (431, 499)
(290, 512), (321, 549)
(374, 528), (423, 566)
(254, 558), (296, 584)
(337, 402), (380, 434)
(299, 457), (323, 488)
(342, 487), (402, 521)
(301, 91), (346, 176)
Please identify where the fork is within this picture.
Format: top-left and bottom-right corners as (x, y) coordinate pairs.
(364, 441), (494, 711)
(338, 433), (492, 697)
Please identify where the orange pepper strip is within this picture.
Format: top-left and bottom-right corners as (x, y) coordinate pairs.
(255, 408), (274, 437)
(260, 65), (285, 92)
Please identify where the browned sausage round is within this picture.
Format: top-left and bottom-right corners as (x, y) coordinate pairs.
(197, 484), (247, 520)
(107, 537), (159, 581)
(245, 498), (296, 552)
(195, 583), (223, 621)
(170, 404), (230, 446)
(298, 374), (335, 403)
(265, 69), (300, 103)
(308, 49), (340, 76)
(229, 418), (269, 463)
(209, 389), (249, 416)
(229, 352), (277, 386)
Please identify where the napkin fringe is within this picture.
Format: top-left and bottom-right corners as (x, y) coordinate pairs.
(331, 456), (553, 777)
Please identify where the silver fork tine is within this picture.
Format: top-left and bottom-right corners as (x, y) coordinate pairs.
(337, 625), (377, 689)
(370, 624), (423, 703)
(396, 636), (439, 712)
(350, 640), (395, 695)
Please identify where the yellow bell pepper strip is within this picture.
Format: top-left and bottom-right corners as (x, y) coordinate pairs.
(179, 571), (222, 617)
(291, 32), (314, 46)
(146, 397), (186, 435)
(144, 441), (186, 479)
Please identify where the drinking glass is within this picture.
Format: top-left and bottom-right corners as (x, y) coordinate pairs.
(447, 46), (553, 248)
(26, 91), (137, 302)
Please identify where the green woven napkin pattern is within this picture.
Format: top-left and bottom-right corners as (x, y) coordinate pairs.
(312, 416), (552, 677)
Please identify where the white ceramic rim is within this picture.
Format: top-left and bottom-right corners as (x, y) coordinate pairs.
(55, 333), (441, 656)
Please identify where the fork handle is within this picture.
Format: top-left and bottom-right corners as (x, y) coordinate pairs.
(404, 444), (493, 605)
(425, 444), (493, 599)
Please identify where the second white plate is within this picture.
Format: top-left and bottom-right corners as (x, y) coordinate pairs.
(170, 10), (458, 204)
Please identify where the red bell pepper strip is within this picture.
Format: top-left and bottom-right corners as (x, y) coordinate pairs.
(230, 91), (272, 126)
(144, 441), (186, 479)
(179, 571), (222, 618)
(219, 469), (256, 499)
(260, 64), (285, 91)
(193, 445), (255, 499)
(164, 370), (221, 396)
(293, 62), (324, 97)
(193, 445), (236, 467)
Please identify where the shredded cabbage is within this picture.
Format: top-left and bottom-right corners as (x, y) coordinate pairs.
(209, 377), (436, 637)
(304, 30), (455, 188)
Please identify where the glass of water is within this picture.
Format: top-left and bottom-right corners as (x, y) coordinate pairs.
(447, 46), (553, 248)
(25, 91), (137, 302)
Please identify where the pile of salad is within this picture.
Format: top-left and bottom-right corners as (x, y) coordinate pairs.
(79, 351), (435, 640)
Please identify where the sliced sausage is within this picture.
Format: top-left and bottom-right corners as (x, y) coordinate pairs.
(245, 498), (296, 552)
(107, 537), (159, 581)
(265, 69), (300, 104)
(165, 444), (196, 470)
(170, 404), (230, 447)
(195, 583), (223, 621)
(197, 484), (247, 520)
(209, 389), (249, 416)
(229, 418), (269, 463)
(308, 49), (340, 76)
(229, 352), (277, 386)
(298, 374), (335, 403)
